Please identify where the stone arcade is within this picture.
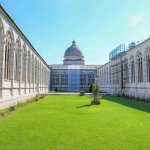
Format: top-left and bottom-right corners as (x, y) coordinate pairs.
(0, 6), (50, 108)
(97, 38), (150, 99)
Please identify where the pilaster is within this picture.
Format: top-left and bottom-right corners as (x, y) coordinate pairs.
(0, 36), (5, 98)
(10, 42), (15, 96)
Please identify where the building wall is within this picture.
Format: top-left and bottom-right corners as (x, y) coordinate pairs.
(97, 38), (150, 99)
(0, 6), (50, 109)
(51, 65), (97, 92)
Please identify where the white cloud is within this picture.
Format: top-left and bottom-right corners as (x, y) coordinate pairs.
(129, 15), (143, 27)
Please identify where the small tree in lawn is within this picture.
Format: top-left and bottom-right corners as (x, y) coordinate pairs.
(91, 84), (101, 105)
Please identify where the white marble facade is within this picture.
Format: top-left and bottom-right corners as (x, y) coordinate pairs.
(97, 38), (150, 99)
(0, 6), (50, 108)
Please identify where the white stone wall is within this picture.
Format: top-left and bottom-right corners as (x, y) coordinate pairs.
(97, 38), (150, 99)
(0, 6), (50, 109)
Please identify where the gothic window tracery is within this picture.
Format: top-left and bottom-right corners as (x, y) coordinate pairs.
(130, 55), (135, 83)
(137, 52), (143, 82)
(145, 49), (150, 82)
(4, 30), (14, 80)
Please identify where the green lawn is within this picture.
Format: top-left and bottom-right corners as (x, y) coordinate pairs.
(0, 96), (150, 150)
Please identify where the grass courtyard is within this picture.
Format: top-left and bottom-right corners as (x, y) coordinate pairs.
(0, 96), (150, 150)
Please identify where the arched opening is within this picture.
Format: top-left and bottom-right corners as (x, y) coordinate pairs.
(4, 30), (14, 80)
(22, 45), (27, 82)
(130, 55), (135, 83)
(137, 52), (143, 82)
(0, 18), (4, 38)
(27, 50), (31, 83)
(145, 49), (150, 82)
(14, 38), (21, 81)
(0, 17), (4, 70)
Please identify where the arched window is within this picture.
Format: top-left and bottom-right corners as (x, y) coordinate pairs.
(145, 49), (150, 82)
(130, 55), (135, 83)
(4, 30), (13, 80)
(14, 39), (20, 81)
(137, 52), (143, 82)
(0, 18), (4, 40)
(0, 18), (4, 67)
(22, 45), (27, 82)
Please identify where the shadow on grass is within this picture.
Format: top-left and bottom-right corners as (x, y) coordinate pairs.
(77, 104), (92, 108)
(104, 96), (150, 113)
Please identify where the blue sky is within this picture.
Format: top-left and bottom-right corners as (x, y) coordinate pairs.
(1, 0), (150, 65)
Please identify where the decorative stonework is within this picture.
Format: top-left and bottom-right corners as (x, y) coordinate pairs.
(98, 38), (150, 99)
(0, 6), (50, 108)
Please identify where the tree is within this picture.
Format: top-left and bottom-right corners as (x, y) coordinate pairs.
(91, 84), (101, 105)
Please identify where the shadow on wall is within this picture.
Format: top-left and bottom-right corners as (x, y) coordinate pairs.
(104, 96), (150, 113)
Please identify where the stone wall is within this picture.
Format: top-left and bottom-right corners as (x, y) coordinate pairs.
(0, 6), (50, 109)
(97, 38), (150, 99)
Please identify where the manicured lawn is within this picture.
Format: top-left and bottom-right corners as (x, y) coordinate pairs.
(0, 96), (150, 150)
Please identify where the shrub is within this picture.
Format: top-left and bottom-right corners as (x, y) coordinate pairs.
(117, 93), (122, 97)
(79, 91), (85, 96)
(91, 84), (101, 105)
(9, 105), (16, 112)
(0, 110), (5, 118)
(145, 98), (149, 103)
(39, 94), (45, 99)
(17, 102), (22, 107)
(34, 96), (40, 102)
(26, 99), (31, 104)
(0, 94), (47, 119)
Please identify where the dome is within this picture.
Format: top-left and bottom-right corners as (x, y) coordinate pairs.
(64, 41), (83, 57)
(63, 41), (84, 65)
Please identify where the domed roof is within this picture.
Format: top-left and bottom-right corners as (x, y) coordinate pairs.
(64, 41), (83, 57)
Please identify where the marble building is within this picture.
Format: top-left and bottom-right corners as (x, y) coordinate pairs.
(0, 5), (50, 108)
(50, 41), (100, 92)
(97, 38), (150, 99)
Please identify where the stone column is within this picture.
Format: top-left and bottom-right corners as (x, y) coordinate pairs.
(36, 59), (39, 93)
(41, 65), (43, 91)
(33, 57), (35, 93)
(128, 59), (131, 83)
(143, 57), (147, 82)
(39, 62), (41, 92)
(135, 59), (138, 82)
(25, 53), (28, 94)
(0, 36), (5, 98)
(19, 49), (23, 95)
(32, 56), (35, 93)
(143, 56), (147, 98)
(10, 42), (15, 96)
(29, 53), (31, 93)
(44, 69), (46, 91)
(134, 59), (138, 97)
